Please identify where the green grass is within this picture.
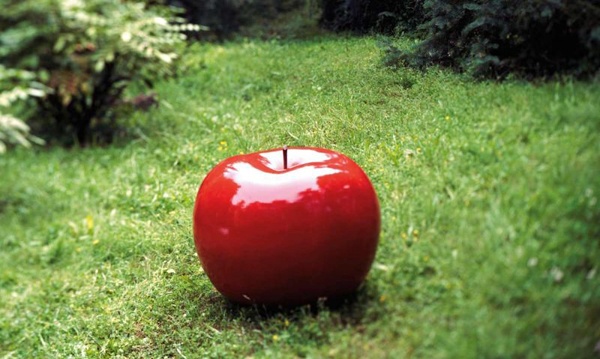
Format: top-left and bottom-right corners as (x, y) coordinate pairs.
(1, 36), (599, 358)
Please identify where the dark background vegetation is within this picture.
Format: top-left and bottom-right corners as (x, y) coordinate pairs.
(166, 0), (599, 79)
(158, 0), (308, 39)
(319, 0), (600, 79)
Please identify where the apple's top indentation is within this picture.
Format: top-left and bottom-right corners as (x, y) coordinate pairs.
(201, 147), (367, 209)
(212, 147), (354, 208)
(257, 148), (335, 172)
(225, 161), (343, 206)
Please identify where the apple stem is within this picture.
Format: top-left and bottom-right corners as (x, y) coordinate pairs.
(283, 145), (288, 169)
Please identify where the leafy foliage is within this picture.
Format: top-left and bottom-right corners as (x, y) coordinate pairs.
(385, 0), (600, 79)
(0, 66), (45, 153)
(0, 0), (200, 146)
(0, 114), (43, 154)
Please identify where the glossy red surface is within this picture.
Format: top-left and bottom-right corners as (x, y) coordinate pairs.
(193, 147), (380, 306)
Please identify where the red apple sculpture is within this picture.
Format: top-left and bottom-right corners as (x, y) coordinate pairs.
(193, 146), (380, 306)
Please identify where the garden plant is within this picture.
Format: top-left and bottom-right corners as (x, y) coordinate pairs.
(0, 0), (200, 146)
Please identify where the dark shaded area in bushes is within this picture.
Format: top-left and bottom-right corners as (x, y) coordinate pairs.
(319, 0), (426, 34)
(405, 0), (600, 79)
(321, 0), (600, 79)
(162, 0), (306, 40)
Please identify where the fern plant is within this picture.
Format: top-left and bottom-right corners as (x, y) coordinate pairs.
(0, 114), (43, 154)
(0, 0), (202, 146)
(0, 66), (46, 153)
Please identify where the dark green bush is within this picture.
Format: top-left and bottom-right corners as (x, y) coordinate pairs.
(391, 0), (600, 79)
(319, 0), (427, 34)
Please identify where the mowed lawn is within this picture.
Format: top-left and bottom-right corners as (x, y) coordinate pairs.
(1, 36), (599, 358)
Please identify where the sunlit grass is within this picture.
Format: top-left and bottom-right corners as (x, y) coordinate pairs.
(1, 36), (599, 358)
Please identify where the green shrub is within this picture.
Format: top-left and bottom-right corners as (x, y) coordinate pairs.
(0, 66), (45, 153)
(0, 0), (200, 146)
(0, 114), (43, 153)
(389, 0), (600, 79)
